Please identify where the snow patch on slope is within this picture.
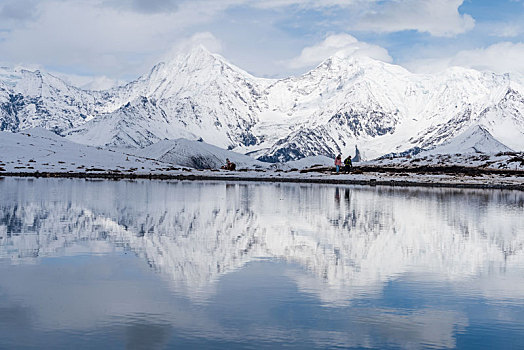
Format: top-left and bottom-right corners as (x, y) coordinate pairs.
(423, 125), (513, 155)
(0, 129), (174, 173)
(66, 96), (198, 149)
(133, 138), (268, 170)
(283, 155), (334, 169)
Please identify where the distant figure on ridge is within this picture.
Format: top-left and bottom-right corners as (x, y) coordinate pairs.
(343, 155), (352, 173)
(352, 145), (361, 163)
(334, 154), (342, 173)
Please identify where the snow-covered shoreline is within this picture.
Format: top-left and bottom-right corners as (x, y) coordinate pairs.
(2, 168), (523, 191)
(1, 128), (522, 191)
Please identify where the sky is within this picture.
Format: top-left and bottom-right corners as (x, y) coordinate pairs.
(1, 0), (524, 89)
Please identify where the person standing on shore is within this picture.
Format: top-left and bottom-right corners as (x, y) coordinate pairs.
(222, 158), (236, 171)
(343, 155), (352, 173)
(334, 154), (342, 173)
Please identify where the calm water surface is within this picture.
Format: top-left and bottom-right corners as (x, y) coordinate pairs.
(0, 178), (523, 349)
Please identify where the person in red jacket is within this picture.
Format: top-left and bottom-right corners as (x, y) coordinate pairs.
(334, 154), (342, 173)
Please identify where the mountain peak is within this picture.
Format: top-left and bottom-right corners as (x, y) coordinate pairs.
(164, 44), (224, 69)
(155, 45), (260, 84)
(311, 50), (410, 80)
(2, 44), (524, 158)
(186, 44), (213, 57)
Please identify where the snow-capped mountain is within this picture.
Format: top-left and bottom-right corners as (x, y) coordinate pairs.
(423, 125), (513, 155)
(1, 47), (523, 161)
(67, 46), (266, 149)
(258, 57), (523, 161)
(0, 67), (103, 133)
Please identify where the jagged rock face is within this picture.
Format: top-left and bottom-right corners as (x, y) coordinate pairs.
(1, 48), (524, 160)
(330, 109), (397, 138)
(260, 106), (399, 162)
(0, 83), (19, 132)
(0, 69), (101, 133)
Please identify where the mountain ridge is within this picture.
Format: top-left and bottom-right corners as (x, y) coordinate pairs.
(1, 46), (523, 161)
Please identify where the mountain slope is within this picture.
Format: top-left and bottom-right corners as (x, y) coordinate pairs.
(423, 125), (513, 155)
(476, 88), (524, 151)
(1, 47), (524, 161)
(0, 128), (173, 173)
(99, 46), (266, 149)
(66, 96), (197, 148)
(0, 68), (102, 133)
(0, 81), (18, 132)
(254, 59), (523, 161)
(133, 138), (268, 169)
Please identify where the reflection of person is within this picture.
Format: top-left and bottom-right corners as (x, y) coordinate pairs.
(335, 188), (340, 204)
(334, 154), (342, 173)
(344, 188), (350, 203)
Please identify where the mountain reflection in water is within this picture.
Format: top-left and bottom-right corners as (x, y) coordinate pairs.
(0, 178), (523, 349)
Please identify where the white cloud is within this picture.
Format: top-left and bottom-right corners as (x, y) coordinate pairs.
(286, 33), (392, 69)
(0, 0), (223, 79)
(354, 0), (475, 37)
(100, 0), (360, 14)
(405, 42), (524, 75)
(52, 72), (125, 91)
(0, 0), (511, 83)
(0, 0), (368, 80)
(450, 42), (524, 74)
(162, 32), (223, 61)
(489, 23), (524, 38)
(251, 0), (360, 9)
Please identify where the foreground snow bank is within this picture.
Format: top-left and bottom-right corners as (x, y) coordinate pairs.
(0, 128), (178, 174)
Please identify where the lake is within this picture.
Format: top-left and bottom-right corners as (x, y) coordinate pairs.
(0, 177), (523, 349)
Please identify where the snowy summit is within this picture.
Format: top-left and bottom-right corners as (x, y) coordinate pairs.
(1, 46), (523, 168)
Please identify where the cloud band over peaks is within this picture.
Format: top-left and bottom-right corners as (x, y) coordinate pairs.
(286, 34), (393, 69)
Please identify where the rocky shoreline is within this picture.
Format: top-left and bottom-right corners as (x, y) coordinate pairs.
(2, 167), (523, 191)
